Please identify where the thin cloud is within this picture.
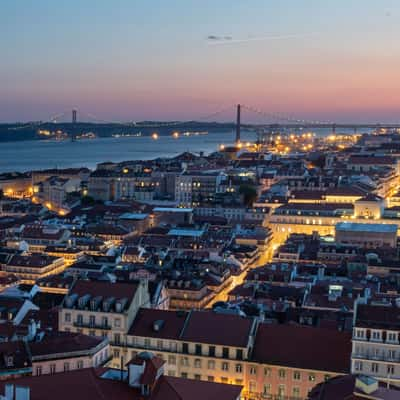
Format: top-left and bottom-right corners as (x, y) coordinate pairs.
(206, 32), (318, 45)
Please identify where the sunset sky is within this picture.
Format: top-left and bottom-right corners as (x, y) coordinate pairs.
(1, 0), (400, 123)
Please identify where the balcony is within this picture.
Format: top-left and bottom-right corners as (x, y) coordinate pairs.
(73, 321), (112, 330)
(352, 352), (400, 363)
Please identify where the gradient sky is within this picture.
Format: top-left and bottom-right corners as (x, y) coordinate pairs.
(1, 0), (400, 123)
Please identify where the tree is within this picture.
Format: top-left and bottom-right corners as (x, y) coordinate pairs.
(239, 184), (257, 207)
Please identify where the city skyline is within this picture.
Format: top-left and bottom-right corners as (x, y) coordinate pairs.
(2, 0), (400, 123)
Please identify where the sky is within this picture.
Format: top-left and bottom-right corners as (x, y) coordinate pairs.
(1, 0), (400, 123)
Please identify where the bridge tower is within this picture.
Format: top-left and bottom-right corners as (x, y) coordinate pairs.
(72, 109), (77, 124)
(235, 104), (241, 144)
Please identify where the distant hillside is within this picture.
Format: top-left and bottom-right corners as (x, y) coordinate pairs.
(0, 122), (247, 142)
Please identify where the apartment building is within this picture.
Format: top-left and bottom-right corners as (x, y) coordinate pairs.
(125, 309), (256, 387)
(30, 332), (110, 376)
(58, 280), (150, 368)
(2, 254), (65, 282)
(352, 301), (400, 384)
(117, 308), (351, 399)
(247, 324), (351, 399)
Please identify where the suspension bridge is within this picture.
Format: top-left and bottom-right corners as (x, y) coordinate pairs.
(6, 105), (400, 143)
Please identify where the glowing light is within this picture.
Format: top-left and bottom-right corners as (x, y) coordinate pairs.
(151, 133), (159, 140)
(237, 142), (243, 149)
(123, 168), (129, 174)
(219, 144), (225, 150)
(172, 132), (179, 138)
(246, 142), (251, 147)
(45, 202), (52, 210)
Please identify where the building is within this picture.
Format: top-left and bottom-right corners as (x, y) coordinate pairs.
(2, 254), (65, 282)
(30, 332), (110, 376)
(309, 374), (400, 400)
(352, 302), (400, 384)
(126, 309), (256, 387)
(58, 279), (151, 369)
(335, 222), (398, 248)
(248, 323), (352, 399)
(0, 353), (243, 400)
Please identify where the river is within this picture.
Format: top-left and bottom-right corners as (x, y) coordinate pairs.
(0, 131), (256, 173)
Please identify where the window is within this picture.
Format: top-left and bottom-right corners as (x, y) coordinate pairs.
(144, 338), (150, 348)
(65, 313), (71, 322)
(221, 377), (228, 384)
(181, 357), (189, 367)
(194, 359), (202, 368)
(208, 360), (215, 370)
(168, 355), (176, 365)
(293, 387), (301, 398)
(182, 343), (189, 354)
(309, 374), (316, 382)
(36, 366), (42, 376)
(293, 371), (301, 380)
(222, 347), (229, 358)
(236, 349), (243, 360)
(250, 366), (257, 375)
(355, 329), (365, 339)
(264, 367), (271, 377)
(278, 384), (285, 398)
(50, 364), (56, 374)
(181, 372), (188, 379)
(77, 360), (83, 369)
(157, 340), (163, 350)
(389, 350), (396, 360)
(208, 346), (215, 357)
(279, 369), (286, 379)
(89, 330), (95, 336)
(113, 349), (120, 358)
(235, 363), (242, 373)
(387, 364), (394, 375)
(263, 384), (271, 396)
(114, 318), (121, 328)
(387, 332), (397, 343)
(207, 376), (214, 382)
(221, 362), (229, 371)
(372, 330), (381, 341)
(77, 314), (83, 325)
(63, 362), (69, 372)
(249, 381), (256, 393)
(372, 363), (379, 373)
(114, 333), (121, 345)
(89, 315), (95, 327)
(102, 317), (108, 328)
(195, 344), (202, 355)
(355, 361), (363, 372)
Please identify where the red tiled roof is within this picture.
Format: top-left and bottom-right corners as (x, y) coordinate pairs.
(70, 280), (139, 303)
(180, 310), (254, 348)
(0, 368), (137, 400)
(150, 375), (242, 400)
(128, 309), (188, 340)
(252, 324), (351, 373)
(29, 332), (106, 358)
